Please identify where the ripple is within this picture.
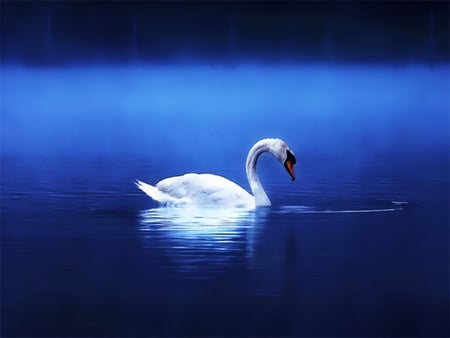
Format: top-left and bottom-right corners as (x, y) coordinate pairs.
(278, 202), (405, 214)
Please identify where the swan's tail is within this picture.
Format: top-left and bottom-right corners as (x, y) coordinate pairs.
(135, 179), (178, 205)
(135, 179), (161, 201)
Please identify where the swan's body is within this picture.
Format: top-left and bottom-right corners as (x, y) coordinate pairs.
(136, 173), (255, 209)
(136, 138), (296, 210)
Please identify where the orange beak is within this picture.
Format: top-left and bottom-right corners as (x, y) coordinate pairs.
(284, 160), (296, 181)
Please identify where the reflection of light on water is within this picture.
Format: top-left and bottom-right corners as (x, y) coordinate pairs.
(137, 207), (264, 277)
(140, 207), (255, 227)
(139, 207), (255, 250)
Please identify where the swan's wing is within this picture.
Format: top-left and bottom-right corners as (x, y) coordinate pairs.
(156, 173), (255, 208)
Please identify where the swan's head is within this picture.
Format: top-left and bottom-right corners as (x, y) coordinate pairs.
(267, 138), (297, 181)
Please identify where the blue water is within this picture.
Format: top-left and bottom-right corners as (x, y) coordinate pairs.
(1, 64), (449, 336)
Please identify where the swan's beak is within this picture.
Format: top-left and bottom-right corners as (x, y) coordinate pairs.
(284, 160), (296, 181)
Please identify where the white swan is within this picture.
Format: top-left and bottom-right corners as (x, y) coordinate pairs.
(135, 138), (296, 209)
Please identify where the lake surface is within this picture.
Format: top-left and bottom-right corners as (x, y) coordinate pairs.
(1, 64), (449, 336)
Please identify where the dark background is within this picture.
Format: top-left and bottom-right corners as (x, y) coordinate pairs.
(1, 2), (449, 337)
(1, 1), (449, 65)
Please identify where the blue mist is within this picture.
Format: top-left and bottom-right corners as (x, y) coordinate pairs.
(1, 63), (449, 337)
(2, 64), (448, 159)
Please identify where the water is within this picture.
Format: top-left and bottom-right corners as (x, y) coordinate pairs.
(1, 64), (449, 336)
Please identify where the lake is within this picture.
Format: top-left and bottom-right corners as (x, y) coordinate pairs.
(1, 64), (449, 336)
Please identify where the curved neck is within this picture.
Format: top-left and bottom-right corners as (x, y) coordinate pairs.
(245, 140), (271, 206)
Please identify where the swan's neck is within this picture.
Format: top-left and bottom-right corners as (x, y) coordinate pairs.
(246, 141), (271, 206)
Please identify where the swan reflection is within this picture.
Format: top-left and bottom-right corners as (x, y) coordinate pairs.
(140, 207), (255, 227)
(137, 207), (265, 277)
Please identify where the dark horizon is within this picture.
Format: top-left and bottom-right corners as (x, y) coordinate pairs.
(1, 1), (449, 65)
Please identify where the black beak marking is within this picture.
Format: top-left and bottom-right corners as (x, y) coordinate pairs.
(284, 149), (296, 180)
(286, 149), (296, 164)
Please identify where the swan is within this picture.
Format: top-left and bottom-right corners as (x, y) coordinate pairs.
(135, 138), (296, 209)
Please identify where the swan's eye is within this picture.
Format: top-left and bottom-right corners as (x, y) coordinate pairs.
(286, 150), (296, 164)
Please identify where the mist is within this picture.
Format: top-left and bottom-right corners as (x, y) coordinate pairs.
(2, 64), (448, 169)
